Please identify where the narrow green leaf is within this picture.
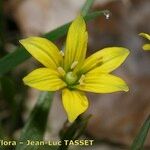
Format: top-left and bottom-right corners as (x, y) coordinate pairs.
(58, 115), (91, 150)
(81, 0), (95, 16)
(0, 47), (30, 77)
(15, 92), (54, 150)
(74, 115), (92, 139)
(0, 10), (109, 76)
(131, 115), (150, 150)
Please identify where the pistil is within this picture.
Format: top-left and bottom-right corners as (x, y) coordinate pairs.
(65, 72), (78, 85)
(79, 74), (85, 85)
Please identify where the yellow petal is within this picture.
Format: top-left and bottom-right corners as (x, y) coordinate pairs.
(64, 16), (88, 71)
(62, 89), (88, 122)
(139, 33), (150, 41)
(23, 68), (66, 91)
(76, 73), (129, 93)
(80, 47), (129, 74)
(143, 44), (150, 51)
(20, 37), (62, 69)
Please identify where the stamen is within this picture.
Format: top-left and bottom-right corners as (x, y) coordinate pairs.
(59, 50), (64, 57)
(79, 74), (85, 85)
(71, 61), (78, 69)
(57, 67), (66, 76)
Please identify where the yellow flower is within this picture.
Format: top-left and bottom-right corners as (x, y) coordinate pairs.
(139, 33), (150, 50)
(20, 16), (130, 122)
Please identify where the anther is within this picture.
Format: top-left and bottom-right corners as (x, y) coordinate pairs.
(71, 61), (78, 69)
(79, 74), (85, 85)
(59, 50), (64, 57)
(57, 67), (66, 76)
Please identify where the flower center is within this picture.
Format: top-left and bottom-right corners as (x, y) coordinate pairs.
(65, 72), (78, 85)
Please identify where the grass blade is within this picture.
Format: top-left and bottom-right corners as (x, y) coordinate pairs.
(81, 0), (95, 16)
(0, 10), (109, 76)
(131, 115), (150, 150)
(15, 92), (54, 150)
